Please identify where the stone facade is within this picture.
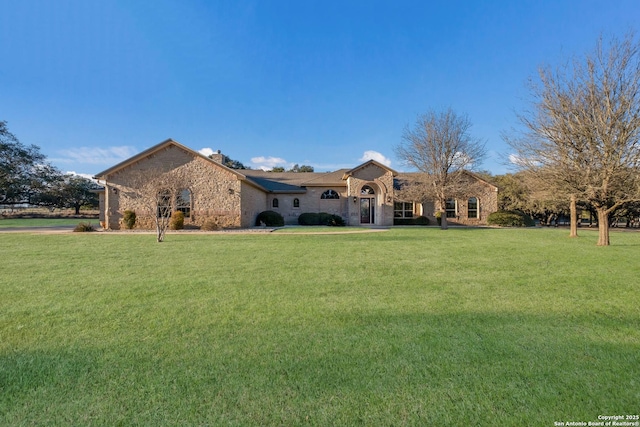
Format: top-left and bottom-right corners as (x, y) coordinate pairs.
(96, 141), (249, 230)
(401, 172), (499, 226)
(94, 139), (498, 230)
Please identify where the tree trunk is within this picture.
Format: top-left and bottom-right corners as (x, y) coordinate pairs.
(440, 210), (448, 230)
(569, 195), (578, 238)
(595, 206), (610, 246)
(156, 219), (165, 243)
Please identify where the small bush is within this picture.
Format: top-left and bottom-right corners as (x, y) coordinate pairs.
(298, 212), (345, 226)
(256, 210), (285, 227)
(394, 216), (430, 226)
(169, 211), (185, 230)
(123, 210), (136, 229)
(488, 210), (536, 227)
(73, 222), (95, 232)
(201, 218), (220, 231)
(327, 215), (346, 227)
(298, 212), (320, 225)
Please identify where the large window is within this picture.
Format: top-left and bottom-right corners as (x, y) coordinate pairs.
(157, 189), (191, 218)
(157, 190), (172, 218)
(321, 189), (340, 199)
(445, 199), (457, 218)
(468, 197), (478, 219)
(394, 202), (414, 218)
(177, 189), (191, 218)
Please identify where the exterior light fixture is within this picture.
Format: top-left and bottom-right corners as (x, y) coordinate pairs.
(353, 196), (357, 203)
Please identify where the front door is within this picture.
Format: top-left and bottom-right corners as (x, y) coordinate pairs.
(360, 198), (375, 224)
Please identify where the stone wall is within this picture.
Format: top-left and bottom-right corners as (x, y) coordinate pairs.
(103, 145), (243, 229)
(346, 163), (395, 226)
(429, 177), (499, 226)
(240, 182), (268, 228)
(267, 187), (348, 225)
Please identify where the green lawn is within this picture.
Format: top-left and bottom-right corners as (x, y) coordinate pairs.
(0, 218), (94, 228)
(1, 228), (638, 426)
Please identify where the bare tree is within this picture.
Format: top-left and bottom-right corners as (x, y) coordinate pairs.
(125, 168), (188, 242)
(395, 108), (486, 229)
(507, 32), (640, 245)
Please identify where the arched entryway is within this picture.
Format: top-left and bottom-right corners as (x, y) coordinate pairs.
(358, 184), (377, 224)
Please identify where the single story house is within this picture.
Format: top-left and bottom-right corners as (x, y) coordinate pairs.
(93, 139), (498, 229)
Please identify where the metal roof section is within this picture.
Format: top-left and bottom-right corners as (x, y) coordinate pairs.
(241, 169), (348, 193)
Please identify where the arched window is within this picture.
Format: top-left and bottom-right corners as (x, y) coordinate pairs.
(293, 198), (300, 208)
(272, 198), (279, 208)
(361, 185), (375, 195)
(177, 189), (191, 218)
(468, 197), (478, 219)
(321, 189), (340, 199)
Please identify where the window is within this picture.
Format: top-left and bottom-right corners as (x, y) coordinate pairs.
(177, 189), (191, 218)
(157, 190), (172, 218)
(445, 199), (457, 218)
(394, 202), (414, 218)
(272, 198), (279, 208)
(468, 197), (478, 219)
(293, 198), (300, 208)
(321, 189), (340, 199)
(361, 185), (375, 195)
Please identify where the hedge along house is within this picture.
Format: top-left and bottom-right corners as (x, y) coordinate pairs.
(94, 139), (498, 229)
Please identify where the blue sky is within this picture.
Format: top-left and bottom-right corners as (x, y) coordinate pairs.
(1, 0), (638, 177)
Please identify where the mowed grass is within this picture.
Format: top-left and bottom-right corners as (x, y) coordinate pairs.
(0, 218), (93, 228)
(0, 228), (638, 426)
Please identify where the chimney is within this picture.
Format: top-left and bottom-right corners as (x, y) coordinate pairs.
(210, 149), (224, 164)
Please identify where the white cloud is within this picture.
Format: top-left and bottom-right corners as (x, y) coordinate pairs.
(199, 147), (215, 157)
(359, 150), (392, 167)
(54, 146), (138, 165)
(250, 156), (288, 171)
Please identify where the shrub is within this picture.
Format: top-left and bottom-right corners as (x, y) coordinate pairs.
(73, 222), (95, 232)
(298, 212), (345, 226)
(327, 214), (346, 227)
(201, 218), (220, 231)
(255, 210), (285, 227)
(488, 210), (536, 227)
(169, 211), (185, 230)
(298, 212), (320, 225)
(123, 210), (136, 229)
(394, 216), (430, 226)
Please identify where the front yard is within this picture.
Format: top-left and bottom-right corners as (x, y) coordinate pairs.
(0, 228), (638, 425)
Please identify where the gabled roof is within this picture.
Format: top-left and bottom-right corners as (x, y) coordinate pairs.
(93, 138), (253, 181)
(394, 170), (498, 190)
(342, 160), (398, 179)
(93, 139), (401, 195)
